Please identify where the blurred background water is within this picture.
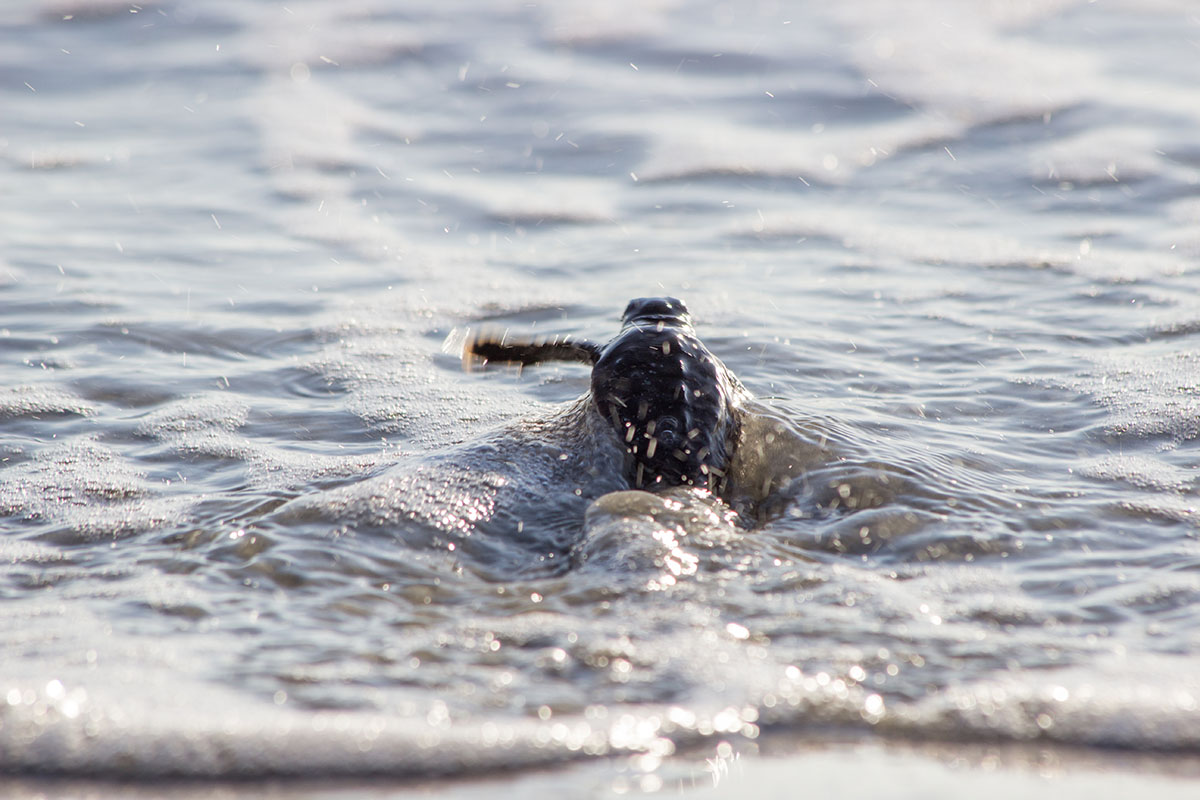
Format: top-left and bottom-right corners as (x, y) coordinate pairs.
(2, 0), (1199, 792)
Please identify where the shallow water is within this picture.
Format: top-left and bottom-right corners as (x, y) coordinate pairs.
(2, 0), (1200, 786)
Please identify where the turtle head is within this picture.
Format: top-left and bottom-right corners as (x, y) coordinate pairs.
(620, 297), (691, 329)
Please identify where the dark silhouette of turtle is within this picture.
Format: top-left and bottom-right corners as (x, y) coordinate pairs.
(465, 297), (744, 494)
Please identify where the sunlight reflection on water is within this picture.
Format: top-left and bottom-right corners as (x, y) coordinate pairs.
(1, 0), (1199, 786)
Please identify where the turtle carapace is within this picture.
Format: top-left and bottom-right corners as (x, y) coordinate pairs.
(465, 297), (742, 493)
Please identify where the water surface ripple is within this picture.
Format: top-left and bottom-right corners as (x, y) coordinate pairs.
(1, 0), (1199, 785)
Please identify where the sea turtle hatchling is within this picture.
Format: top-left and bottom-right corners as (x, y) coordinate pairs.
(465, 297), (746, 494)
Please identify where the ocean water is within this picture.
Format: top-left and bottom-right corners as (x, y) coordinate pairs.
(2, 0), (1200, 792)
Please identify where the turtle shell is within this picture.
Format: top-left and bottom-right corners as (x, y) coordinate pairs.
(590, 297), (738, 492)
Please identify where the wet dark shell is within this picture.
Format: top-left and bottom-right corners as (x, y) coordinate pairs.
(466, 297), (742, 493)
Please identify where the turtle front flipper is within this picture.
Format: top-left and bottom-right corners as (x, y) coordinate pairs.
(463, 331), (601, 370)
